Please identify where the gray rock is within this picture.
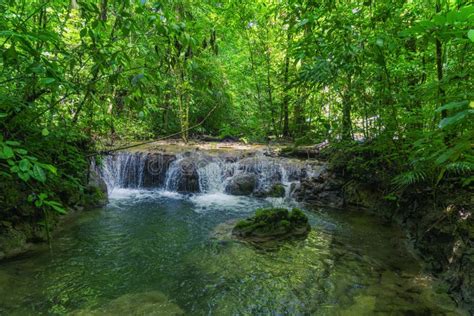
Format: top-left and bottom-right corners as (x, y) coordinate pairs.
(225, 173), (257, 195)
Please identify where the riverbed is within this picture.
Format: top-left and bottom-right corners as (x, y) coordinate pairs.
(0, 189), (462, 315)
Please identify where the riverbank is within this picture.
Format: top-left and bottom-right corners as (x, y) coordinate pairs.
(1, 140), (472, 313)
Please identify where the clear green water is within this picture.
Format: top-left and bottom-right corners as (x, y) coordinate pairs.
(0, 190), (464, 315)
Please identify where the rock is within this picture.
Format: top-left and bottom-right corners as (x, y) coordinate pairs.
(0, 225), (30, 258)
(142, 153), (175, 187)
(293, 174), (344, 208)
(71, 291), (184, 315)
(254, 183), (286, 198)
(343, 182), (381, 209)
(232, 208), (311, 243)
(225, 173), (257, 195)
(316, 191), (344, 208)
(86, 169), (108, 207)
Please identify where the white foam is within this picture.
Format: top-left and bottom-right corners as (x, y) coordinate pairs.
(189, 192), (261, 213)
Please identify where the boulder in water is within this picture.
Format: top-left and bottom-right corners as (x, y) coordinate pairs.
(225, 173), (257, 195)
(176, 158), (200, 193)
(254, 183), (286, 198)
(72, 291), (184, 315)
(232, 208), (310, 242)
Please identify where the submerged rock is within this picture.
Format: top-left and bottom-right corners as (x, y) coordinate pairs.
(232, 208), (310, 242)
(254, 183), (286, 198)
(225, 173), (257, 195)
(72, 291), (184, 315)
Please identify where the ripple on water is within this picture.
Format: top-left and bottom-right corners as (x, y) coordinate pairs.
(0, 190), (464, 315)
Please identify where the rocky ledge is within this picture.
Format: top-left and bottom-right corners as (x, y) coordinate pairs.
(232, 208), (311, 243)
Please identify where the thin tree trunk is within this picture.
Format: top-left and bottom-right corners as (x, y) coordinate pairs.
(281, 29), (292, 137)
(342, 74), (352, 141)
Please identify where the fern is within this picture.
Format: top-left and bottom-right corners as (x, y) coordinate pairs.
(445, 161), (474, 175)
(392, 170), (428, 190)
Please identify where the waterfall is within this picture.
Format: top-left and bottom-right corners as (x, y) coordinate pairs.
(97, 150), (325, 198)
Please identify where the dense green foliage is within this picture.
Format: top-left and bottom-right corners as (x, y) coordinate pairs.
(0, 0), (473, 217)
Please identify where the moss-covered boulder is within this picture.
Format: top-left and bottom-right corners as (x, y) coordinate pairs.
(254, 183), (286, 198)
(232, 208), (310, 242)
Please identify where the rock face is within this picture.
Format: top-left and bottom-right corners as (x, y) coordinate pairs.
(173, 157), (201, 193)
(86, 169), (109, 207)
(293, 172), (345, 208)
(232, 208), (311, 243)
(225, 173), (257, 195)
(254, 183), (286, 198)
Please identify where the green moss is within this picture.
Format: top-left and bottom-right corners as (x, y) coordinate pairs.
(232, 208), (310, 242)
(266, 184), (286, 197)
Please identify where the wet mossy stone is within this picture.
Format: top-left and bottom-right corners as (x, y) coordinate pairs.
(232, 208), (310, 242)
(267, 183), (286, 197)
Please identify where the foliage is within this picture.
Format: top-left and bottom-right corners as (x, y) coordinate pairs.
(0, 0), (473, 231)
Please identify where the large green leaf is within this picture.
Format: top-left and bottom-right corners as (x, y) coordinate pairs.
(439, 110), (473, 128)
(19, 159), (31, 172)
(469, 29), (474, 42)
(32, 164), (46, 182)
(2, 146), (14, 159)
(435, 100), (469, 113)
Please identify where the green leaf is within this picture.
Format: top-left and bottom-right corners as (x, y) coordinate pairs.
(435, 100), (469, 113)
(5, 141), (20, 146)
(18, 172), (30, 182)
(45, 201), (67, 214)
(2, 146), (14, 159)
(39, 77), (56, 85)
(27, 194), (35, 203)
(40, 163), (57, 175)
(439, 110), (473, 128)
(14, 148), (28, 155)
(32, 164), (46, 182)
(41, 128), (49, 136)
(0, 113), (7, 118)
(468, 29), (474, 42)
(19, 159), (31, 171)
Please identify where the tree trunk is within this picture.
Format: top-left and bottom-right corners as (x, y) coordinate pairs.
(342, 74), (352, 141)
(281, 29), (292, 137)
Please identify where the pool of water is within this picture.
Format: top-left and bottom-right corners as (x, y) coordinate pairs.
(0, 189), (463, 315)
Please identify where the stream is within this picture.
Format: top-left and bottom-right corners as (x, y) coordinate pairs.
(0, 150), (464, 315)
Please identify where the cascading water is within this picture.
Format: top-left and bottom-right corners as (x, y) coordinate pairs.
(98, 150), (324, 199)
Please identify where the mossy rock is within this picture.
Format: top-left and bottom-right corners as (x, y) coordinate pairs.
(232, 208), (310, 243)
(268, 183), (286, 197)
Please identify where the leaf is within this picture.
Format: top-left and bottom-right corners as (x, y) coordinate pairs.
(2, 146), (14, 159)
(19, 159), (31, 171)
(435, 100), (469, 113)
(39, 77), (56, 85)
(40, 163), (57, 175)
(5, 141), (20, 146)
(41, 128), (49, 136)
(14, 148), (28, 155)
(468, 29), (474, 42)
(45, 201), (67, 214)
(439, 110), (473, 128)
(18, 172), (30, 182)
(0, 113), (7, 118)
(32, 164), (46, 182)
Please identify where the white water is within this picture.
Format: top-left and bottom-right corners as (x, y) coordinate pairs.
(98, 150), (324, 200)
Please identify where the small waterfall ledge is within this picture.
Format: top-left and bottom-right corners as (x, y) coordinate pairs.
(96, 149), (329, 200)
